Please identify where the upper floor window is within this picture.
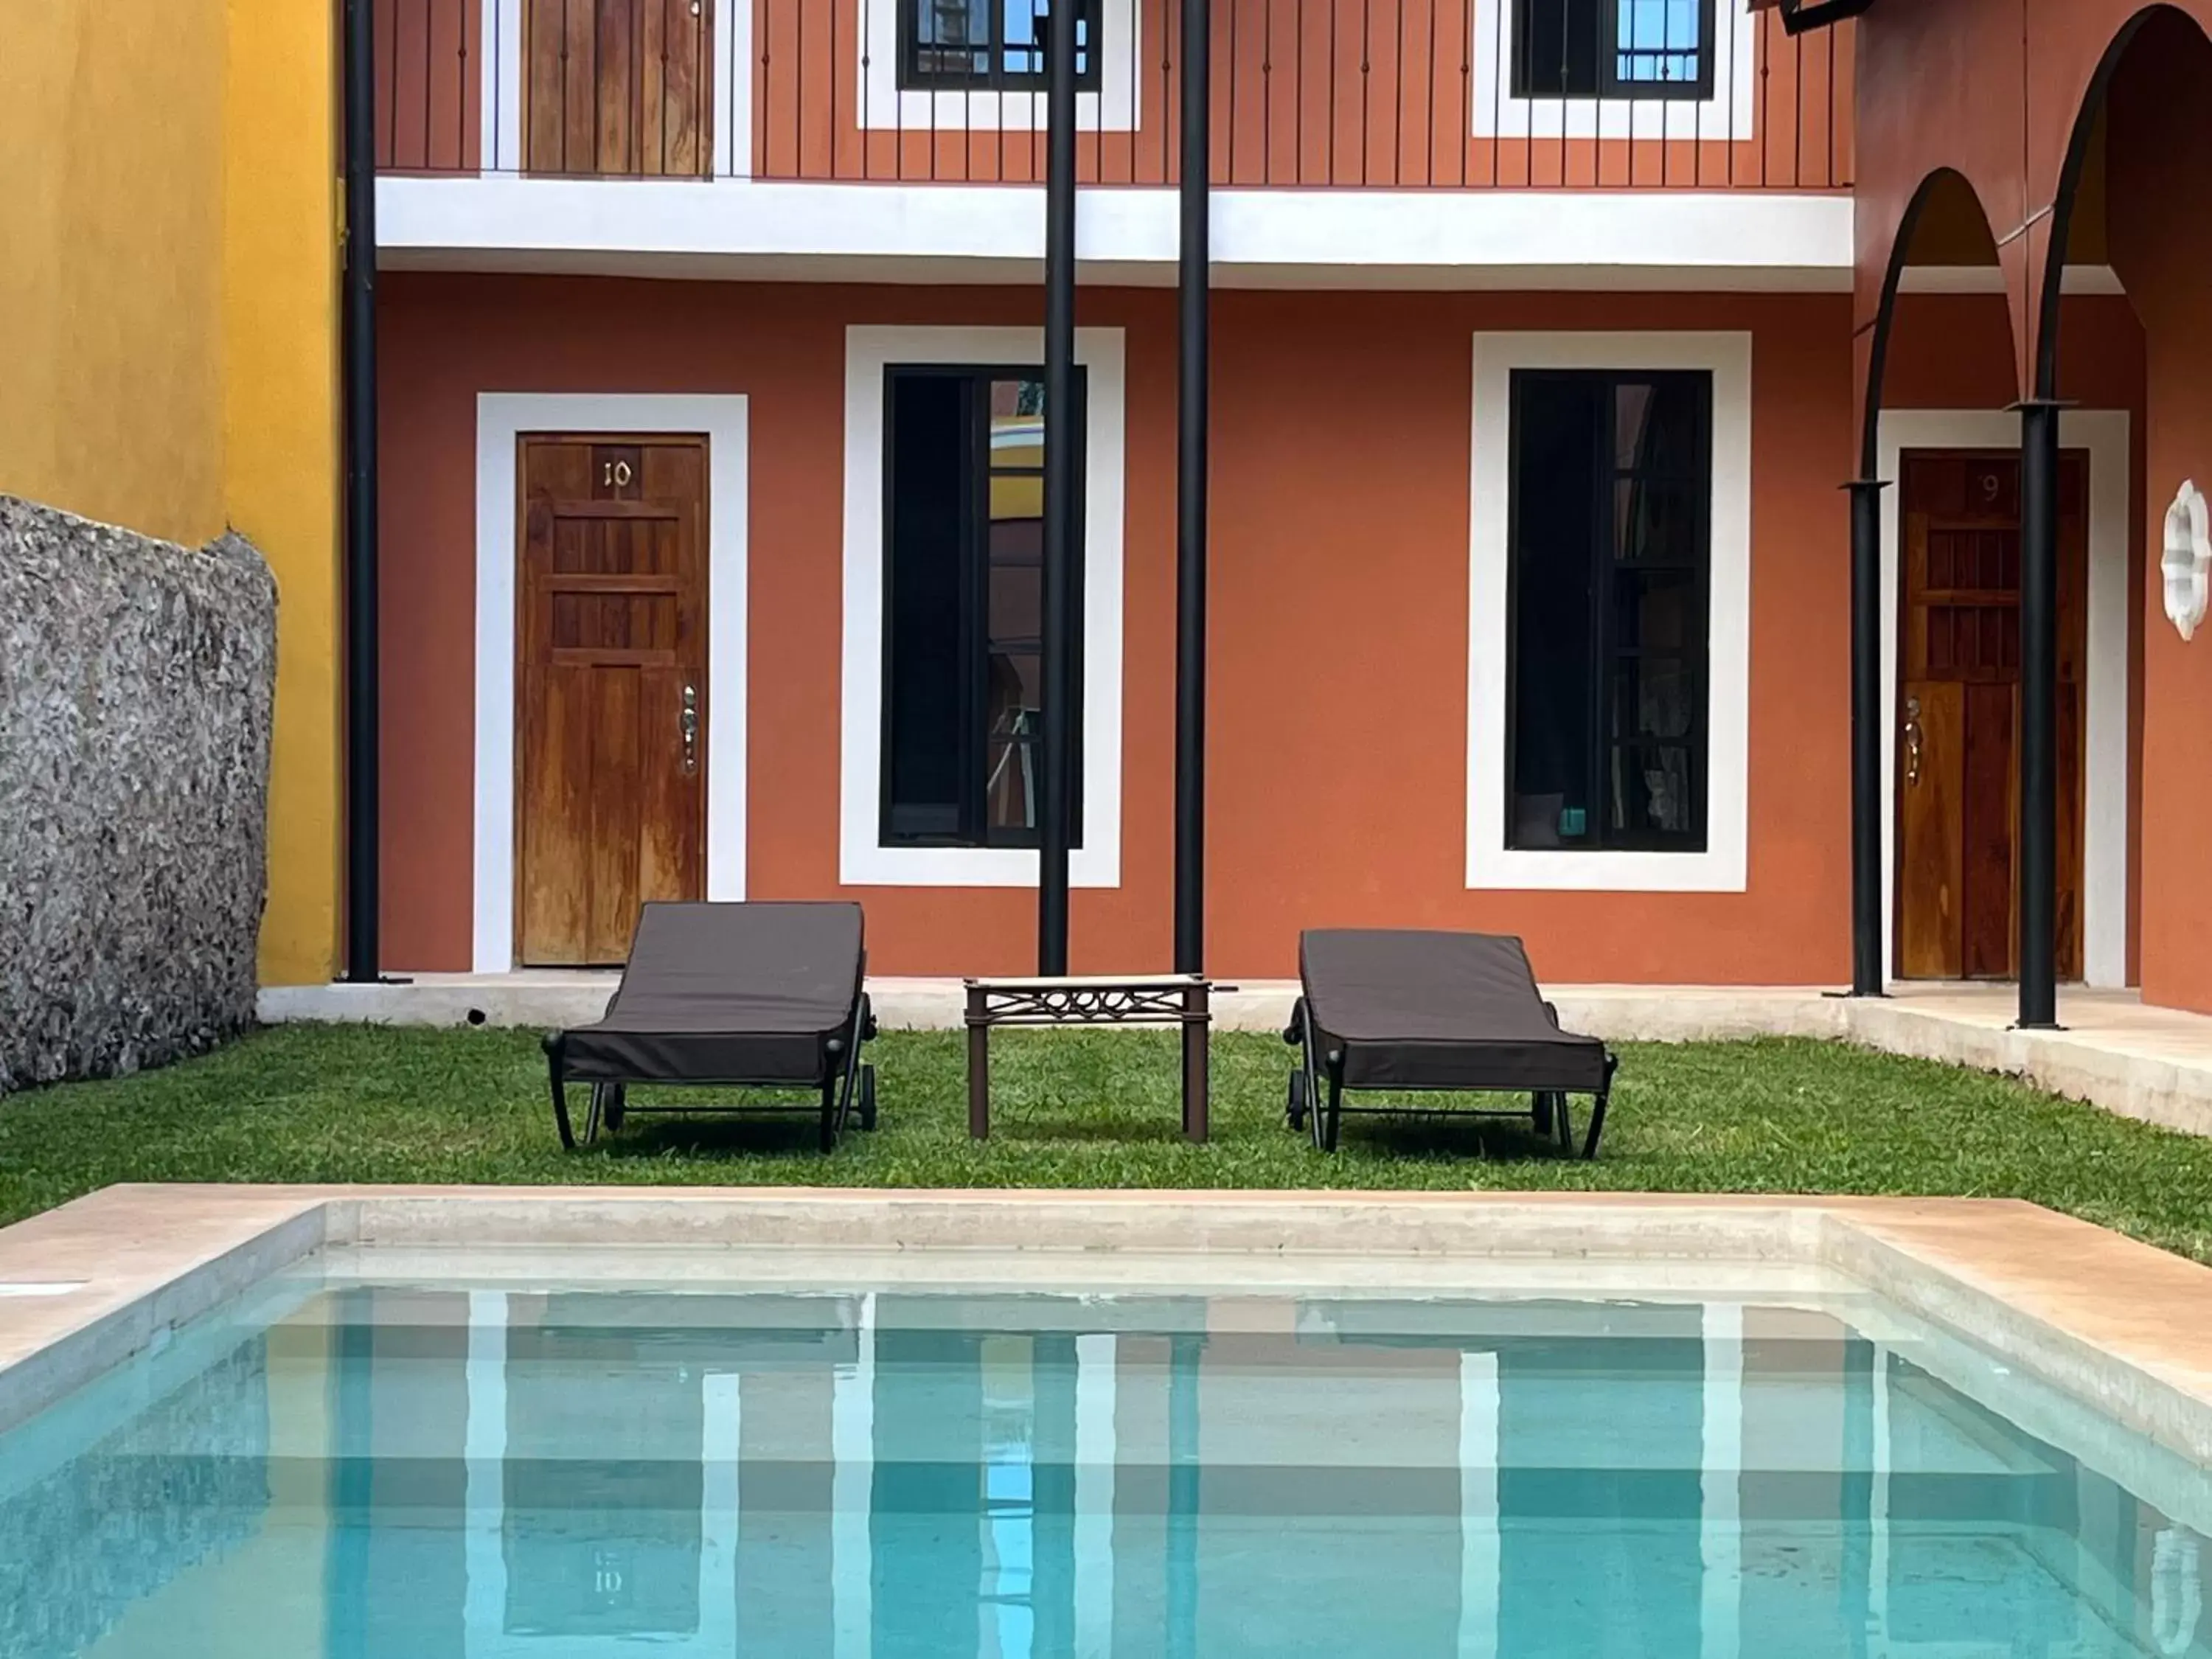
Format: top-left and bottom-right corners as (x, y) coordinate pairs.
(1511, 0), (1716, 100)
(882, 365), (1088, 849)
(1507, 370), (1712, 854)
(901, 0), (1102, 91)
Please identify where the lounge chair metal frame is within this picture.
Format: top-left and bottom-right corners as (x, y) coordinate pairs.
(1282, 996), (1618, 1158)
(546, 995), (878, 1155)
(543, 901), (880, 1155)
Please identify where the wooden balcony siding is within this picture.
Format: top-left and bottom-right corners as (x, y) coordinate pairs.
(374, 0), (1854, 190)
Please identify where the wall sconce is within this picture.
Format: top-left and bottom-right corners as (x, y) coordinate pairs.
(2163, 480), (2211, 642)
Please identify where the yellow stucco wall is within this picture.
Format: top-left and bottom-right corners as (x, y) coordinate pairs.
(0, 0), (341, 986)
(225, 0), (343, 986)
(0, 7), (229, 542)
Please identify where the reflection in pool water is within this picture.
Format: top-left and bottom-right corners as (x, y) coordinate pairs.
(1, 1283), (2205, 1658)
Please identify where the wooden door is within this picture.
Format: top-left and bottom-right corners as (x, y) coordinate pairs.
(1895, 452), (2087, 981)
(524, 0), (714, 176)
(517, 437), (709, 967)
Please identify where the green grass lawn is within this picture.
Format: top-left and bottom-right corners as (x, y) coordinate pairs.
(2, 1025), (2208, 1262)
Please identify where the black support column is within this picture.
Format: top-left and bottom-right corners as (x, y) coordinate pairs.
(341, 0), (381, 984)
(1846, 479), (1888, 996)
(1037, 0), (1080, 975)
(2016, 400), (2064, 1029)
(1172, 0), (1211, 975)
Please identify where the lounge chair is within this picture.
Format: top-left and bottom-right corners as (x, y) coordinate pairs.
(543, 901), (877, 1153)
(1284, 928), (1618, 1157)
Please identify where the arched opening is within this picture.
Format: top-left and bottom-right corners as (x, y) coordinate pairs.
(1847, 169), (2028, 998)
(1860, 169), (2010, 478)
(2041, 5), (2212, 1015)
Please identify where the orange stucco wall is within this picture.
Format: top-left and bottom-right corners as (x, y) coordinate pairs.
(381, 276), (1879, 981)
(2109, 15), (2212, 1015)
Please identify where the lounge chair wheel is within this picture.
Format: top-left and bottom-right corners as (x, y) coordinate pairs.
(1286, 1069), (1308, 1130)
(858, 1064), (878, 1130)
(602, 1084), (627, 1133)
(1531, 1091), (1554, 1137)
(1551, 1092), (1575, 1155)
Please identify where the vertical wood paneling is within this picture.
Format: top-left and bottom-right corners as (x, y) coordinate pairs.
(516, 436), (709, 965)
(520, 0), (714, 174)
(1898, 678), (1964, 980)
(1896, 452), (2090, 984)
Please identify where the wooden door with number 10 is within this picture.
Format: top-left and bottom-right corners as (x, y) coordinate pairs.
(516, 436), (709, 967)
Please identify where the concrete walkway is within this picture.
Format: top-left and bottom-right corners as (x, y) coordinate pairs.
(259, 975), (2212, 1140)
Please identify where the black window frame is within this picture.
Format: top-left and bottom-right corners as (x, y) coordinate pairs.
(898, 0), (1105, 93)
(1509, 0), (1718, 101)
(1503, 367), (1714, 855)
(879, 362), (1087, 851)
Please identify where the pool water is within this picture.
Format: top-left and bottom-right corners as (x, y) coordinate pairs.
(2, 1273), (2207, 1658)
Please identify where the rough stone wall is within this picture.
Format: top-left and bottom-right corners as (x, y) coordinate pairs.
(0, 496), (277, 1094)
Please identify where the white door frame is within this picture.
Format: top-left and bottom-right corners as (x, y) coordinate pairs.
(473, 393), (750, 973)
(1877, 409), (2132, 988)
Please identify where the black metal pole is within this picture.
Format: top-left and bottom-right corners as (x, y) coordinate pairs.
(341, 0), (381, 984)
(1846, 479), (1887, 996)
(1173, 0), (1211, 976)
(2017, 400), (2062, 1029)
(1038, 0), (1079, 975)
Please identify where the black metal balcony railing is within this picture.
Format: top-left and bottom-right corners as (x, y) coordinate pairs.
(375, 0), (1852, 190)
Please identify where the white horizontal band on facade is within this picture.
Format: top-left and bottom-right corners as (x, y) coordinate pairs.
(379, 176), (1857, 290)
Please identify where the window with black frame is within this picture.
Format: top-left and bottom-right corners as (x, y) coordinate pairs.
(902, 0), (1100, 91)
(1511, 0), (1716, 100)
(1507, 369), (1711, 853)
(881, 365), (1085, 849)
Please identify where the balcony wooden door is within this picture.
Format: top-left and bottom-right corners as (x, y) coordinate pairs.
(517, 437), (709, 967)
(1895, 452), (2087, 982)
(524, 0), (714, 176)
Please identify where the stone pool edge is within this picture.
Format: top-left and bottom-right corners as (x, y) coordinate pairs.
(2, 1186), (2208, 1467)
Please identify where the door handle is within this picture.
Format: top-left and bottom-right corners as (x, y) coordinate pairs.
(1904, 697), (1923, 788)
(680, 685), (698, 776)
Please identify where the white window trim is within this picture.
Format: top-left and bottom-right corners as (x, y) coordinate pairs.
(1876, 410), (2133, 990)
(472, 394), (751, 974)
(841, 325), (1126, 888)
(1472, 0), (1758, 142)
(858, 0), (1142, 131)
(1467, 331), (1753, 893)
(482, 0), (752, 175)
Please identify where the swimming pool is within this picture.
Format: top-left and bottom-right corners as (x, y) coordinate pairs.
(4, 1258), (2206, 1659)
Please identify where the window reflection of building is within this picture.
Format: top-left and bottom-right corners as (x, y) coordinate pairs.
(458, 1290), (863, 1659)
(291, 1281), (2211, 1659)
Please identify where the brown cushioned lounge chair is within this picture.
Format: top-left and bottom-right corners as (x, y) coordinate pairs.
(544, 901), (877, 1153)
(1284, 928), (1618, 1158)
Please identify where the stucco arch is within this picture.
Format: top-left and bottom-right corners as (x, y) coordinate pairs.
(1854, 166), (2014, 478)
(2031, 4), (2212, 397)
(1850, 0), (2039, 404)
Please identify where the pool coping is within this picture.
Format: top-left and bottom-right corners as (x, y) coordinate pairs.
(2, 1186), (2209, 1471)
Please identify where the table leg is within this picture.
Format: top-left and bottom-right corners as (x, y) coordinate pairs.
(1183, 982), (1210, 1144)
(966, 986), (990, 1140)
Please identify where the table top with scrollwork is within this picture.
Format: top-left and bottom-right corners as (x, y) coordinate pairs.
(962, 974), (1226, 1027)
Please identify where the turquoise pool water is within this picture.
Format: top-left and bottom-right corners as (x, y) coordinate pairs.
(2, 1273), (2206, 1658)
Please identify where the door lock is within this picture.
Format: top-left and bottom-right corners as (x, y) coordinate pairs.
(680, 685), (699, 776)
(1904, 695), (1923, 788)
